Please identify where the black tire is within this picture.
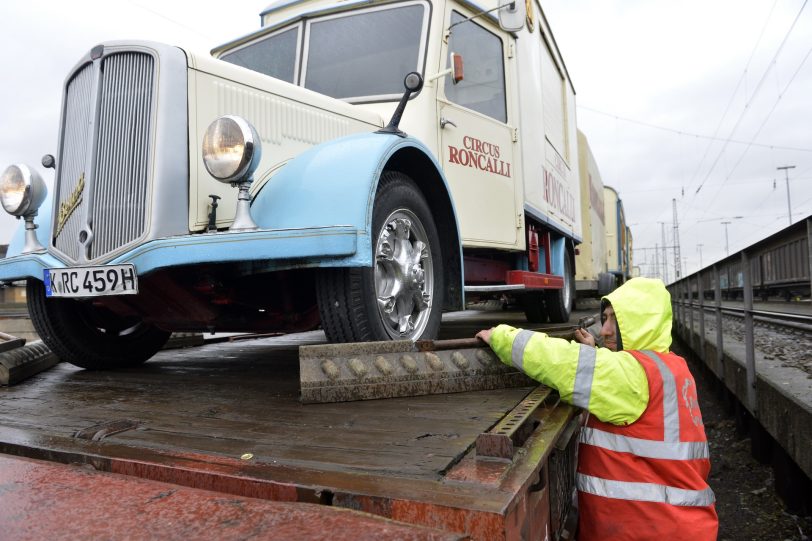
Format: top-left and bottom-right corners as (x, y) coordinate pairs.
(597, 272), (615, 297)
(316, 171), (443, 342)
(26, 278), (171, 369)
(545, 251), (575, 323)
(522, 293), (548, 323)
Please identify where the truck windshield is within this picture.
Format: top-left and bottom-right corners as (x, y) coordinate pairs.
(221, 2), (429, 102)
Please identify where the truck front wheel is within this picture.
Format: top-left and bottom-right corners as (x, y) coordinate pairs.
(317, 171), (443, 342)
(26, 278), (171, 369)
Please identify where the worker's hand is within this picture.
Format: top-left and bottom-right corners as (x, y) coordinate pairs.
(574, 327), (596, 347)
(476, 328), (494, 345)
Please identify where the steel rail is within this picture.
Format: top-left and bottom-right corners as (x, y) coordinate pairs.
(679, 302), (812, 332)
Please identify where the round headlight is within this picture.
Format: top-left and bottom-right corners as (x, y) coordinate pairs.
(0, 164), (47, 217)
(202, 115), (262, 183)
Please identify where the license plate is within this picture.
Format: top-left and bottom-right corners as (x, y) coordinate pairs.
(44, 264), (138, 298)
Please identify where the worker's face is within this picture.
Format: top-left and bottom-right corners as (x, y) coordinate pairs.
(600, 305), (618, 351)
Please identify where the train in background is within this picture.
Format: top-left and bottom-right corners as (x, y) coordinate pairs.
(574, 131), (633, 300)
(688, 218), (811, 301)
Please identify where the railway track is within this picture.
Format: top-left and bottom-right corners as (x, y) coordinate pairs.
(677, 302), (812, 376)
(694, 304), (812, 332)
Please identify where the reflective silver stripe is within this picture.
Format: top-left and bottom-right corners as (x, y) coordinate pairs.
(511, 330), (535, 371)
(571, 345), (597, 409)
(577, 473), (716, 507)
(642, 350), (680, 442)
(579, 427), (710, 460)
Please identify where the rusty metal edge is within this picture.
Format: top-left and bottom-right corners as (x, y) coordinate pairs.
(0, 426), (510, 513)
(0, 405), (580, 539)
(0, 403), (577, 517)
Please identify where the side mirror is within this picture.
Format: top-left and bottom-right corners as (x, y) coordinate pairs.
(376, 72), (424, 137)
(498, 0), (526, 32)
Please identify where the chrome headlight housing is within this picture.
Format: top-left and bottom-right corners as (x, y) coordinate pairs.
(202, 115), (262, 183)
(1, 164), (47, 217)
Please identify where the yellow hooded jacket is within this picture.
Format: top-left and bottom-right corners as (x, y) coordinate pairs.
(489, 277), (674, 425)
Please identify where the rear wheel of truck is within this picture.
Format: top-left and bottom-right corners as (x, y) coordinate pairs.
(316, 171), (443, 342)
(544, 251), (575, 323)
(26, 278), (171, 369)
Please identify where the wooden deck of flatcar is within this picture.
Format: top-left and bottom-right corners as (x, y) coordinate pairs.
(0, 334), (532, 481)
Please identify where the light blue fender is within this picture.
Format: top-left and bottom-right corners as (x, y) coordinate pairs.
(551, 236), (566, 276)
(251, 131), (464, 308)
(255, 132), (424, 261)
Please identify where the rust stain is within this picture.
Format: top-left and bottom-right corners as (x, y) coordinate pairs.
(110, 458), (302, 502)
(444, 456), (508, 486)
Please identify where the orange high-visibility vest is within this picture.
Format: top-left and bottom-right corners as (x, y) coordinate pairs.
(576, 350), (718, 540)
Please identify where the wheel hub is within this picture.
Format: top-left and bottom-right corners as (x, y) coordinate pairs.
(375, 213), (433, 338)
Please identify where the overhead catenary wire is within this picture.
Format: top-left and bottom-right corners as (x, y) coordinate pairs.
(697, 41), (812, 214)
(690, 0), (808, 199)
(682, 0), (780, 194)
(576, 105), (812, 153)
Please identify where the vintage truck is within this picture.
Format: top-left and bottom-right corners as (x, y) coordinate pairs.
(0, 0), (582, 369)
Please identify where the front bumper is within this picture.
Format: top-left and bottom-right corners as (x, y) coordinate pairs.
(0, 225), (361, 285)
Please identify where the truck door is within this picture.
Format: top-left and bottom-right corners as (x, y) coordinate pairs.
(437, 10), (520, 249)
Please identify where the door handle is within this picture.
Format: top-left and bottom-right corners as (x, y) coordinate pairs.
(440, 117), (457, 129)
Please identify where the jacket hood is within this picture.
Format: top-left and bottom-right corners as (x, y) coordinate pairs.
(601, 277), (672, 352)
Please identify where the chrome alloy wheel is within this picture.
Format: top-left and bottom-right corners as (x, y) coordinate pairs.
(374, 209), (434, 339)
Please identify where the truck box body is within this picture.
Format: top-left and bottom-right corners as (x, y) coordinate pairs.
(603, 185), (632, 283)
(574, 130), (612, 296)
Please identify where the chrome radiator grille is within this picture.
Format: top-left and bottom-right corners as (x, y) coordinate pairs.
(54, 64), (94, 261)
(54, 51), (155, 262)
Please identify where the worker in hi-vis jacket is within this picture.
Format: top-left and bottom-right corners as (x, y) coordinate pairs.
(477, 277), (718, 540)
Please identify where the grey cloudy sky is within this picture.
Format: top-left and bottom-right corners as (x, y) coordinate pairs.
(2, 1), (810, 283)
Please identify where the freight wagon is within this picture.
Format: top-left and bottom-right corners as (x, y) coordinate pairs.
(696, 218), (811, 301)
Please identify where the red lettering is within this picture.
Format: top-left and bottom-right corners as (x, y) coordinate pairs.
(448, 146), (460, 164)
(543, 168), (575, 221)
(448, 136), (512, 178)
